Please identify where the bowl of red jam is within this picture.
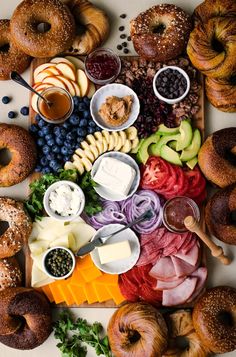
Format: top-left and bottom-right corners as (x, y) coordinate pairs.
(85, 48), (121, 85)
(163, 196), (200, 233)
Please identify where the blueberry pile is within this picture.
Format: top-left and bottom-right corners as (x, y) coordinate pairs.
(29, 96), (101, 174)
(155, 69), (187, 99)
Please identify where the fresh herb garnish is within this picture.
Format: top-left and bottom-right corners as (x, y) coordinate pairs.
(54, 310), (112, 357)
(78, 172), (103, 216)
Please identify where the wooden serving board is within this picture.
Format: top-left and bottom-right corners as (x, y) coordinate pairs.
(25, 55), (205, 308)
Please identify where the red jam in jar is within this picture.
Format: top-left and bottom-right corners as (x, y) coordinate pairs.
(163, 196), (200, 233)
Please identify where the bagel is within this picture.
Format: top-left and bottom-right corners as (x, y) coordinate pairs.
(194, 0), (236, 25)
(198, 127), (236, 188)
(0, 123), (37, 187)
(163, 309), (209, 357)
(130, 4), (192, 62)
(0, 198), (32, 258)
(0, 287), (52, 350)
(10, 0), (75, 58)
(0, 19), (31, 80)
(64, 0), (110, 55)
(0, 257), (22, 290)
(205, 183), (236, 245)
(193, 286), (236, 354)
(107, 302), (168, 357)
(205, 76), (236, 112)
(187, 17), (236, 79)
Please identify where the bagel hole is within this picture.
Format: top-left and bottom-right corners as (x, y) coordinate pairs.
(0, 43), (10, 53)
(229, 74), (236, 85)
(211, 37), (224, 53)
(0, 221), (9, 236)
(174, 336), (189, 350)
(128, 330), (141, 343)
(0, 148), (12, 166)
(230, 210), (236, 223)
(217, 311), (234, 327)
(75, 24), (87, 36)
(37, 23), (51, 33)
(152, 23), (166, 35)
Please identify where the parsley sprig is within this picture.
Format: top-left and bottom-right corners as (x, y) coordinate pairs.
(78, 172), (103, 216)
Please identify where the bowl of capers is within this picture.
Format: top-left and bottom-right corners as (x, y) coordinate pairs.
(43, 246), (76, 280)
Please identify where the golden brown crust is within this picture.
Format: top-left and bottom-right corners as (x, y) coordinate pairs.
(192, 286), (236, 354)
(0, 19), (31, 80)
(193, 0), (236, 26)
(205, 76), (236, 112)
(0, 257), (22, 291)
(187, 17), (236, 79)
(0, 198), (32, 258)
(130, 4), (192, 62)
(0, 287), (52, 350)
(64, 0), (110, 55)
(10, 0), (75, 57)
(107, 302), (168, 357)
(0, 123), (37, 187)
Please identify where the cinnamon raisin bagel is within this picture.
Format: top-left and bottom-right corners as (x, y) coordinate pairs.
(205, 76), (236, 112)
(10, 0), (75, 57)
(0, 198), (32, 258)
(193, 286), (236, 354)
(163, 310), (209, 357)
(107, 302), (168, 357)
(64, 0), (110, 55)
(194, 0), (236, 25)
(187, 17), (236, 79)
(0, 19), (31, 80)
(0, 287), (52, 350)
(198, 127), (236, 187)
(205, 183), (236, 245)
(130, 4), (192, 62)
(0, 257), (22, 291)
(0, 123), (37, 187)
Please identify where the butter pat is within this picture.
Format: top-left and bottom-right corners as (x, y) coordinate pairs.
(93, 157), (135, 196)
(98, 240), (131, 264)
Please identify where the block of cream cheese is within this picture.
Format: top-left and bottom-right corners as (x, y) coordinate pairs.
(93, 157), (136, 196)
(97, 240), (131, 264)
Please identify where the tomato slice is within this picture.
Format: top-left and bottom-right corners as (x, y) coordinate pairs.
(140, 157), (170, 190)
(184, 166), (202, 189)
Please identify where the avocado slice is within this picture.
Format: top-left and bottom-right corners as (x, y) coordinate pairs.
(186, 156), (198, 169)
(131, 138), (144, 154)
(136, 134), (160, 164)
(160, 145), (183, 166)
(180, 129), (201, 162)
(168, 140), (177, 150)
(149, 133), (181, 157)
(176, 120), (193, 151)
(157, 123), (180, 136)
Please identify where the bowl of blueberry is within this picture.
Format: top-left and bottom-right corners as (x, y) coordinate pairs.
(153, 66), (190, 104)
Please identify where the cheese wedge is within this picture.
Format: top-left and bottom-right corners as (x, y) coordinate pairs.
(97, 240), (131, 264)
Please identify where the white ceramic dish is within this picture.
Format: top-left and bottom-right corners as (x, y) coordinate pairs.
(90, 224), (140, 274)
(42, 246), (76, 280)
(91, 151), (140, 201)
(43, 180), (85, 222)
(90, 83), (140, 131)
(153, 66), (190, 104)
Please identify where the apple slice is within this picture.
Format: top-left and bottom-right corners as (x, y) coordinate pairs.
(31, 84), (51, 112)
(71, 80), (81, 96)
(65, 56), (85, 70)
(56, 62), (76, 81)
(43, 66), (62, 76)
(50, 57), (76, 70)
(77, 69), (89, 96)
(87, 81), (96, 98)
(57, 75), (75, 96)
(42, 76), (67, 90)
(34, 63), (56, 80)
(33, 83), (52, 92)
(34, 69), (54, 83)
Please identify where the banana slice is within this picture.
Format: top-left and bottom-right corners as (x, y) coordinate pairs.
(81, 157), (92, 171)
(64, 161), (76, 170)
(102, 130), (110, 144)
(75, 148), (87, 158)
(81, 141), (91, 151)
(108, 135), (115, 151)
(73, 155), (85, 175)
(131, 137), (140, 149)
(96, 140), (104, 155)
(126, 126), (138, 141)
(83, 149), (94, 162)
(119, 131), (127, 146)
(114, 136), (123, 151)
(94, 132), (103, 142)
(120, 139), (132, 153)
(86, 134), (97, 146)
(89, 144), (99, 159)
(111, 131), (119, 147)
(102, 139), (108, 152)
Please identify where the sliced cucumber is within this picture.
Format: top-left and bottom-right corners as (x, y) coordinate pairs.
(160, 145), (182, 166)
(176, 120), (193, 151)
(180, 129), (201, 162)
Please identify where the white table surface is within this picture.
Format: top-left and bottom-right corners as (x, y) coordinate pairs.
(0, 0), (235, 356)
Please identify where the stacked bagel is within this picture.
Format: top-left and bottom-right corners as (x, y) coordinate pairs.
(187, 0), (236, 112)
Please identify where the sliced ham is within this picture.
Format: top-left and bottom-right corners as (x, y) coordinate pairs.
(187, 267), (208, 302)
(171, 255), (199, 278)
(155, 277), (185, 290)
(173, 242), (199, 266)
(149, 257), (176, 280)
(162, 277), (198, 306)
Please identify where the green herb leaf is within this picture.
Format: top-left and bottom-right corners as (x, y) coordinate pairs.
(78, 172), (103, 217)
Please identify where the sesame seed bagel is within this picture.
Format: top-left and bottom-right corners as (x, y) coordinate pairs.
(0, 19), (31, 80)
(0, 257), (22, 291)
(0, 198), (32, 259)
(193, 286), (236, 354)
(10, 0), (76, 58)
(130, 4), (192, 62)
(0, 123), (37, 187)
(198, 127), (236, 188)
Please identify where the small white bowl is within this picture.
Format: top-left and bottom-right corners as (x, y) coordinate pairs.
(91, 151), (140, 201)
(153, 66), (190, 104)
(43, 246), (76, 280)
(43, 180), (85, 222)
(90, 83), (140, 131)
(90, 224), (140, 274)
